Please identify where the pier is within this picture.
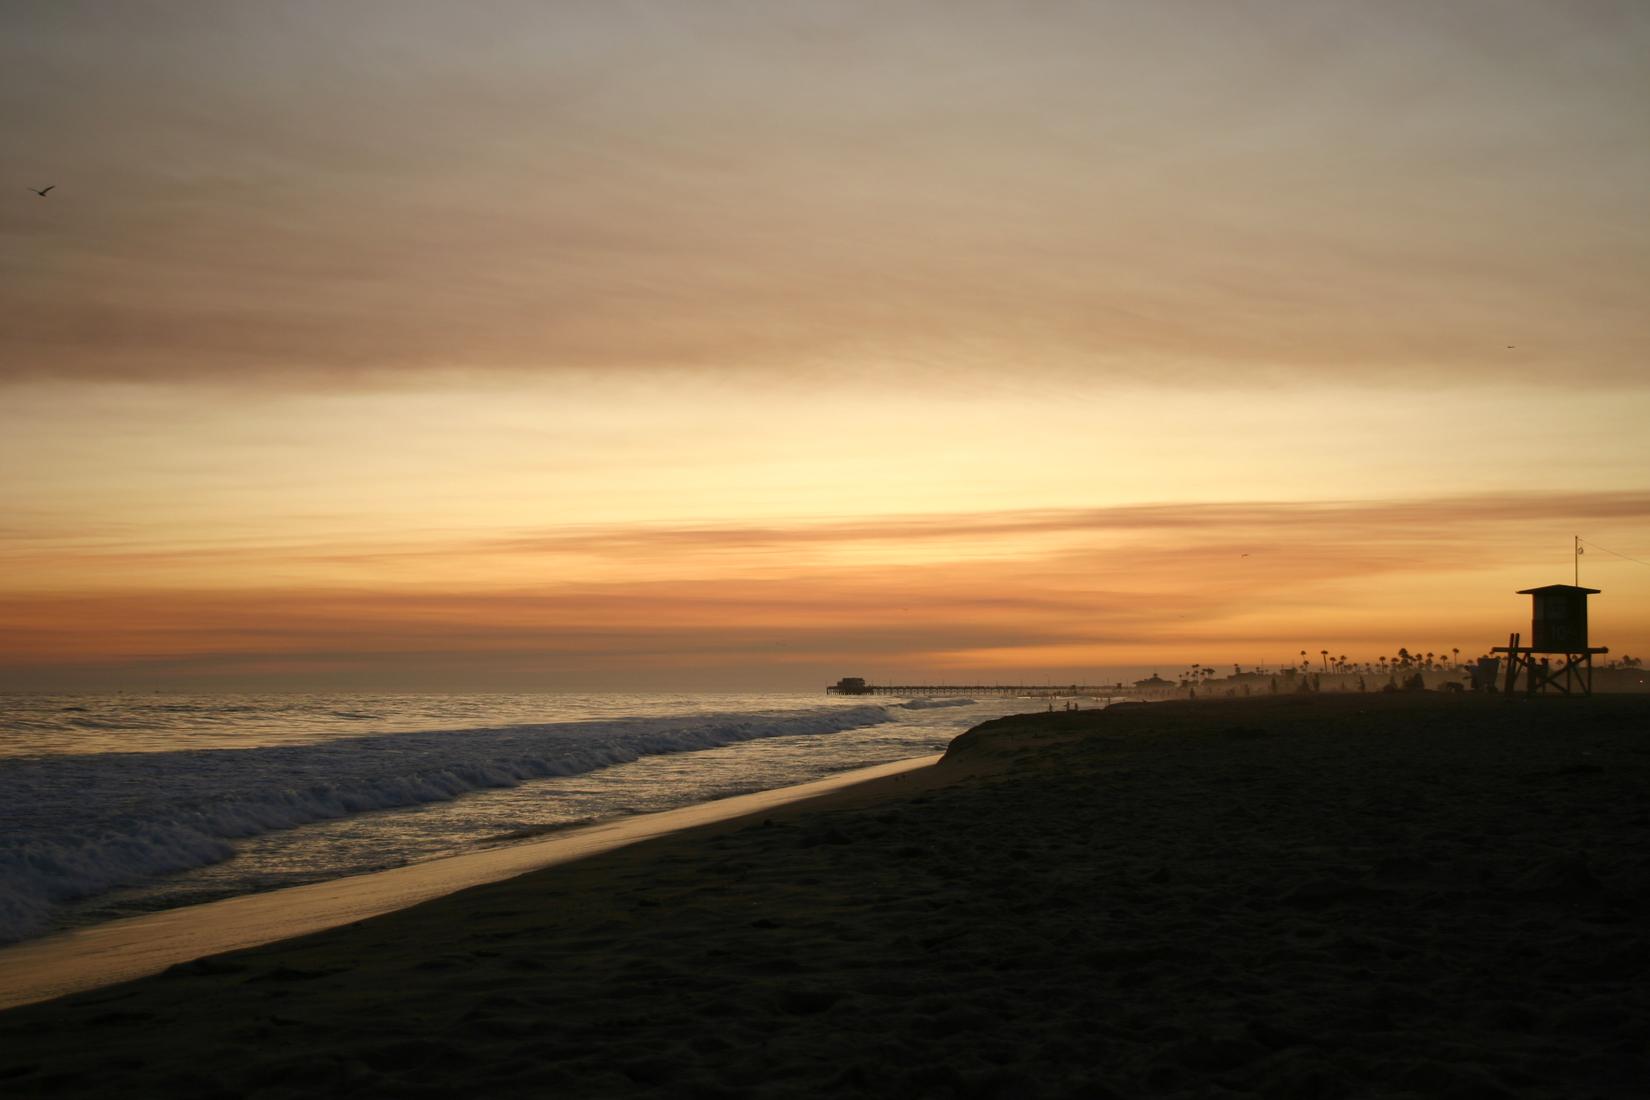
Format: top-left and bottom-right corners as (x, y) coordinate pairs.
(826, 677), (1120, 698)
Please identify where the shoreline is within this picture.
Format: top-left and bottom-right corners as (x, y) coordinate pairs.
(0, 753), (943, 1011)
(2, 693), (1645, 1097)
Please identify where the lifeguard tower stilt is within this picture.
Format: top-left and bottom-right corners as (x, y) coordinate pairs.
(1491, 585), (1608, 695)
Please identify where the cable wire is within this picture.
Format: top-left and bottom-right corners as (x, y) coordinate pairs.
(1578, 537), (1650, 570)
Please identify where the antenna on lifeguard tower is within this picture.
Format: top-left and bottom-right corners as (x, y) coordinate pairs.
(1574, 534), (1582, 586)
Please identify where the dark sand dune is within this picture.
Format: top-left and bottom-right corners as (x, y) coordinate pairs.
(2, 693), (1646, 1097)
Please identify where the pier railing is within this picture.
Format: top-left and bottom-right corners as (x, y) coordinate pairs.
(826, 681), (1121, 698)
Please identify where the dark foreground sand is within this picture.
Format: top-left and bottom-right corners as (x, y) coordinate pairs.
(2, 693), (1646, 1098)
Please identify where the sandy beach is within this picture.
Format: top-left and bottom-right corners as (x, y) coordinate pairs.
(0, 755), (943, 1012)
(1, 692), (1645, 1097)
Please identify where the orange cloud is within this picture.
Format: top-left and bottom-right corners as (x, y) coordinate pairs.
(4, 491), (1646, 689)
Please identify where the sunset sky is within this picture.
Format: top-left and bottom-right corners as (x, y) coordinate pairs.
(4, 1), (1648, 690)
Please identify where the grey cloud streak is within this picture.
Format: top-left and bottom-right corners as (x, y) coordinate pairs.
(3, 2), (1647, 386)
(453, 491), (1650, 559)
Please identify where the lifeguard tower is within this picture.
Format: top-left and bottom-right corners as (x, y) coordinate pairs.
(1491, 584), (1607, 695)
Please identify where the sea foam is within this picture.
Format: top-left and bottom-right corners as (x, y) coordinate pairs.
(0, 704), (894, 944)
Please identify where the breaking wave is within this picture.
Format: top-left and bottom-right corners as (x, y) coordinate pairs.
(0, 705), (894, 944)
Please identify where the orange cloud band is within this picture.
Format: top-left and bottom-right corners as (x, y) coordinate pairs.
(3, 490), (1646, 689)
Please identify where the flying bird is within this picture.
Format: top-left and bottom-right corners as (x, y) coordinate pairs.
(30, 185), (55, 197)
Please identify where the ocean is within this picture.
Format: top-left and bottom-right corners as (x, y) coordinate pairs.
(0, 692), (1045, 946)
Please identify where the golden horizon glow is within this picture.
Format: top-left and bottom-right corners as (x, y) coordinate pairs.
(4, 487), (1647, 690)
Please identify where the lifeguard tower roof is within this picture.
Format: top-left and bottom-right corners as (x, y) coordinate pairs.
(1515, 584), (1600, 596)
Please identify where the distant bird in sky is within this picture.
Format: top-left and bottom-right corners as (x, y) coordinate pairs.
(30, 185), (55, 197)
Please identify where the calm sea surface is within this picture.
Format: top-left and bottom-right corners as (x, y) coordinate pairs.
(0, 692), (1047, 945)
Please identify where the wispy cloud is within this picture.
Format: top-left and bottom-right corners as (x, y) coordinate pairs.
(5, 491), (1645, 688)
(9, 490), (1647, 579)
(3, 2), (1646, 386)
